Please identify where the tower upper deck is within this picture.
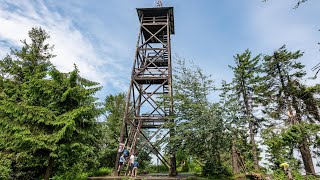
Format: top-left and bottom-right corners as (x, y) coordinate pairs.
(137, 7), (175, 35)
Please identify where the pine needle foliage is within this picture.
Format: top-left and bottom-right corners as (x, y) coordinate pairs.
(173, 57), (231, 177)
(227, 49), (262, 172)
(257, 45), (318, 175)
(0, 27), (103, 179)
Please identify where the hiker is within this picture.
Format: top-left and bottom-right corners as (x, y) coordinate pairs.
(117, 154), (125, 176)
(132, 157), (139, 177)
(280, 162), (293, 180)
(118, 143), (125, 153)
(123, 147), (130, 159)
(128, 153), (135, 176)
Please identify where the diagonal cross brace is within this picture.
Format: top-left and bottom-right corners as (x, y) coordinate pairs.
(127, 79), (168, 116)
(124, 119), (170, 168)
(140, 131), (170, 168)
(139, 24), (167, 48)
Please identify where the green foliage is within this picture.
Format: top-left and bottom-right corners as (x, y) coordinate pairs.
(0, 24), (318, 180)
(176, 148), (190, 172)
(105, 93), (126, 139)
(0, 153), (12, 180)
(271, 169), (311, 180)
(0, 27), (103, 179)
(257, 45), (306, 118)
(263, 122), (320, 170)
(202, 161), (232, 178)
(258, 45), (318, 174)
(52, 162), (91, 180)
(232, 173), (246, 180)
(270, 169), (287, 180)
(137, 147), (152, 169)
(94, 167), (113, 176)
(98, 93), (152, 170)
(173, 57), (231, 178)
(146, 164), (169, 173)
(181, 160), (190, 172)
(222, 49), (262, 172)
(189, 161), (202, 174)
(99, 93), (126, 168)
(0, 27), (60, 179)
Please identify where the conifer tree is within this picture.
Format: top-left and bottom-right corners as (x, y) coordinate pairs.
(173, 58), (231, 177)
(0, 27), (102, 179)
(219, 80), (247, 179)
(50, 65), (102, 179)
(227, 49), (261, 171)
(257, 45), (317, 175)
(100, 93), (126, 168)
(0, 27), (58, 179)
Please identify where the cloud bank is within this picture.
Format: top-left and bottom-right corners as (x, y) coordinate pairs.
(0, 0), (127, 91)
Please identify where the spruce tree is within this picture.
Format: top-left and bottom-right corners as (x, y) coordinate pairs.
(257, 45), (316, 175)
(227, 49), (262, 171)
(100, 93), (126, 168)
(0, 28), (58, 179)
(50, 65), (102, 179)
(0, 27), (102, 179)
(219, 80), (247, 179)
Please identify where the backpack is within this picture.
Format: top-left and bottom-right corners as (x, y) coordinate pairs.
(123, 149), (129, 156)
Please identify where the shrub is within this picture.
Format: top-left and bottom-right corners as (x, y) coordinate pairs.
(145, 164), (168, 173)
(94, 167), (113, 176)
(0, 154), (12, 180)
(189, 161), (202, 174)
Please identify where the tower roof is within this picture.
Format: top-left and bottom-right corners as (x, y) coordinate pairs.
(137, 7), (175, 34)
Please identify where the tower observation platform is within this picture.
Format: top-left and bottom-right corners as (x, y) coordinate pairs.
(115, 6), (177, 176)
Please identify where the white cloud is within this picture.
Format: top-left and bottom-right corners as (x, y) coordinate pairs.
(0, 0), (119, 86)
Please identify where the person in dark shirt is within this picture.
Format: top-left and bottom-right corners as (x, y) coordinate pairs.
(123, 147), (129, 158)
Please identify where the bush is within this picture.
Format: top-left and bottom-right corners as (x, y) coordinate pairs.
(232, 173), (246, 180)
(270, 169), (318, 180)
(189, 161), (202, 174)
(201, 161), (232, 179)
(0, 154), (12, 180)
(52, 172), (90, 180)
(181, 160), (190, 172)
(52, 163), (91, 180)
(145, 164), (168, 173)
(94, 167), (113, 176)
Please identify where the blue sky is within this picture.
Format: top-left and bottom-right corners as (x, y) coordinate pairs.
(0, 0), (319, 101)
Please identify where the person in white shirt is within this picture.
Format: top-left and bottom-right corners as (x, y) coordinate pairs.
(128, 154), (135, 176)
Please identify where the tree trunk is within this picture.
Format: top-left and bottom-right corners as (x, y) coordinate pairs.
(240, 70), (260, 171)
(292, 97), (316, 175)
(169, 153), (177, 176)
(231, 139), (241, 175)
(169, 123), (177, 176)
(299, 140), (315, 175)
(242, 87), (260, 171)
(249, 122), (260, 171)
(44, 157), (54, 180)
(276, 65), (316, 175)
(242, 101), (260, 171)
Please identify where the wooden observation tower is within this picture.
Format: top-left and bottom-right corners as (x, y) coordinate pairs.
(115, 3), (176, 176)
